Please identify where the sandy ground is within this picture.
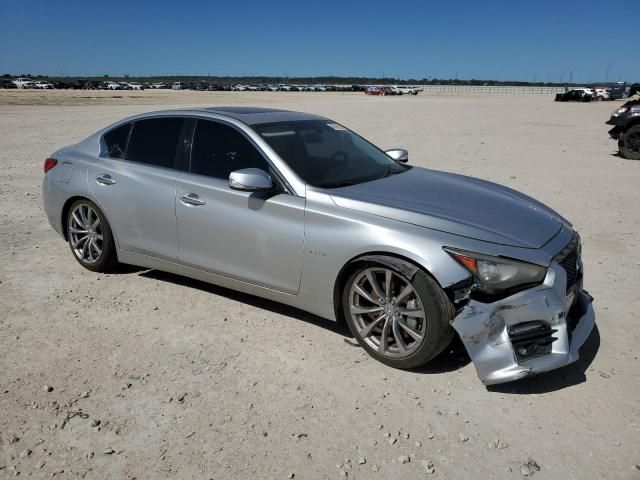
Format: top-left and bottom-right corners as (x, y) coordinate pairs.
(0, 90), (638, 479)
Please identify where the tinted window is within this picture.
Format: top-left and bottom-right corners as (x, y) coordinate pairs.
(190, 120), (269, 179)
(126, 118), (184, 168)
(103, 123), (131, 159)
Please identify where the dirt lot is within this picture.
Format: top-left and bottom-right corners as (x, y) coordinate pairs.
(1, 90), (638, 479)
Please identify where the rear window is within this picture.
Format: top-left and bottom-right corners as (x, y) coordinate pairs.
(103, 123), (131, 159)
(126, 118), (185, 169)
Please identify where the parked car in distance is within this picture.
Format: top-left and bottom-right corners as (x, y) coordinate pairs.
(232, 84), (248, 91)
(41, 106), (594, 386)
(391, 86), (421, 95)
(98, 81), (123, 90)
(33, 80), (54, 89)
(555, 89), (593, 102)
(172, 81), (187, 90)
(1, 79), (18, 89)
(75, 80), (99, 90)
(152, 82), (167, 89)
(367, 86), (395, 96)
(607, 98), (640, 160)
(593, 87), (611, 101)
(579, 88), (596, 98)
(608, 82), (628, 100)
(127, 82), (144, 90)
(13, 77), (36, 89)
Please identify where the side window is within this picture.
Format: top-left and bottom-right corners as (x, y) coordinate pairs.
(126, 117), (185, 169)
(103, 123), (131, 159)
(190, 120), (269, 179)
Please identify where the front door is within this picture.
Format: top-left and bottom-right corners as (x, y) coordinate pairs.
(175, 119), (305, 294)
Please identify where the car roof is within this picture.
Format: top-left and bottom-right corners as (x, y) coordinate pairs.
(116, 107), (328, 128)
(192, 107), (327, 125)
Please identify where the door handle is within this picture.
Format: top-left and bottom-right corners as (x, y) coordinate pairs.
(179, 193), (206, 206)
(95, 174), (116, 185)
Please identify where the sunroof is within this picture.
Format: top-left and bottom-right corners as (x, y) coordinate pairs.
(203, 107), (287, 114)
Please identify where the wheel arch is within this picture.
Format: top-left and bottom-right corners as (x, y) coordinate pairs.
(624, 116), (640, 130)
(60, 195), (118, 250)
(332, 251), (454, 325)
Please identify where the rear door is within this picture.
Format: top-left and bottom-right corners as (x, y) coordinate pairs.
(175, 118), (305, 294)
(88, 117), (186, 261)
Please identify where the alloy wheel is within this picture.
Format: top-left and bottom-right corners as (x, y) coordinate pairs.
(68, 204), (103, 264)
(349, 267), (427, 358)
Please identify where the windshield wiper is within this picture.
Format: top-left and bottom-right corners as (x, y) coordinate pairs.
(320, 180), (358, 188)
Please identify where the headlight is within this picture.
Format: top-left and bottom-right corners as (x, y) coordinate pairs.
(613, 107), (629, 116)
(444, 248), (547, 293)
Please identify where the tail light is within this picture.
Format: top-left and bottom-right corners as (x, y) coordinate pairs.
(44, 158), (58, 173)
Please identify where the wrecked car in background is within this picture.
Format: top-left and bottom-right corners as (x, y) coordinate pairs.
(607, 96), (640, 160)
(555, 89), (594, 102)
(42, 107), (595, 385)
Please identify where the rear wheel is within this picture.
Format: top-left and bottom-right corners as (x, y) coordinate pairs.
(67, 199), (117, 272)
(342, 262), (455, 369)
(619, 125), (640, 160)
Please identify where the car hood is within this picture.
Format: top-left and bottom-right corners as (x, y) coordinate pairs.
(327, 167), (566, 248)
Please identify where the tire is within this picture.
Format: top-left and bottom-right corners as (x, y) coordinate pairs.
(342, 261), (455, 369)
(619, 125), (640, 160)
(66, 199), (118, 272)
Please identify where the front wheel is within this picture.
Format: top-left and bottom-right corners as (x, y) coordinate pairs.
(342, 262), (455, 369)
(67, 199), (118, 272)
(619, 125), (640, 160)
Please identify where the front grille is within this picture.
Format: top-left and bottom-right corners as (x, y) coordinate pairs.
(554, 232), (581, 288)
(508, 321), (558, 361)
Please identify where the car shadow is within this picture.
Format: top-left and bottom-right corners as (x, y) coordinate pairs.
(138, 269), (351, 337)
(125, 268), (598, 387)
(610, 151), (638, 161)
(487, 324), (601, 394)
(111, 263), (148, 274)
(140, 268), (470, 373)
(411, 335), (472, 375)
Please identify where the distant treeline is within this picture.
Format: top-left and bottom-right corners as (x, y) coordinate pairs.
(1, 73), (615, 87)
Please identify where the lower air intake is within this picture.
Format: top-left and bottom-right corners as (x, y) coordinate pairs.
(508, 321), (558, 362)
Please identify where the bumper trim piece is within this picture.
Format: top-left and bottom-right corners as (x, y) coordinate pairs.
(451, 263), (595, 385)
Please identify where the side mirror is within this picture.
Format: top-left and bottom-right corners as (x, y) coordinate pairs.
(229, 168), (274, 191)
(385, 148), (409, 163)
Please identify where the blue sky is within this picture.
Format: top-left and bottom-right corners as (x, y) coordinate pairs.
(1, 0), (637, 82)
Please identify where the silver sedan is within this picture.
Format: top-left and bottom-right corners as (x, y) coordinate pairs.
(42, 107), (595, 385)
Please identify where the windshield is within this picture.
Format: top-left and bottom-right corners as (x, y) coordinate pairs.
(254, 120), (409, 188)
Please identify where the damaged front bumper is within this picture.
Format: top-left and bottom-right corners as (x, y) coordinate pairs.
(451, 263), (595, 385)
